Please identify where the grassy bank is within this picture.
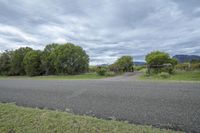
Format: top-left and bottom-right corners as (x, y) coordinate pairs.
(0, 73), (111, 80)
(0, 103), (179, 133)
(140, 71), (200, 81)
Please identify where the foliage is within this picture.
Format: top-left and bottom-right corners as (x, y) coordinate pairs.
(0, 43), (89, 76)
(89, 66), (97, 73)
(105, 71), (115, 76)
(0, 50), (12, 75)
(190, 59), (200, 64)
(190, 63), (200, 70)
(109, 63), (119, 72)
(23, 50), (42, 76)
(134, 66), (146, 71)
(41, 44), (58, 75)
(51, 43), (89, 75)
(146, 51), (171, 65)
(158, 72), (170, 79)
(10, 47), (33, 75)
(141, 70), (200, 81)
(110, 56), (133, 72)
(96, 66), (107, 76)
(175, 63), (190, 71)
(145, 51), (177, 74)
(175, 63), (200, 71)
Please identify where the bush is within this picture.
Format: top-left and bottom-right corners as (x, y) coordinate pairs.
(23, 50), (42, 76)
(161, 66), (174, 74)
(89, 66), (97, 73)
(52, 43), (89, 75)
(96, 67), (107, 76)
(105, 71), (115, 76)
(175, 63), (190, 71)
(190, 63), (200, 70)
(134, 66), (146, 71)
(158, 72), (170, 79)
(109, 56), (133, 72)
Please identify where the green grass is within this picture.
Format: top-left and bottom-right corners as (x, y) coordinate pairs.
(140, 70), (200, 82)
(0, 103), (180, 133)
(0, 73), (111, 80)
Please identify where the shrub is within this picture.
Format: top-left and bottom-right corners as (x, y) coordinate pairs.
(175, 63), (190, 71)
(109, 56), (133, 72)
(89, 66), (97, 73)
(96, 67), (107, 76)
(158, 72), (170, 79)
(23, 50), (42, 76)
(190, 63), (200, 70)
(51, 43), (89, 75)
(105, 71), (115, 76)
(134, 66), (146, 71)
(161, 66), (174, 74)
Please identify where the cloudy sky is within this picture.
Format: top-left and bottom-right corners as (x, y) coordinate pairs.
(0, 0), (200, 64)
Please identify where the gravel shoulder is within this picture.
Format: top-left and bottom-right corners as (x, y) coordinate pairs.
(0, 78), (200, 132)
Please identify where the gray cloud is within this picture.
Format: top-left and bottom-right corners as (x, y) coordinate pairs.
(0, 0), (200, 65)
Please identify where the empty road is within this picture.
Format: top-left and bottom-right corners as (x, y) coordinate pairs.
(0, 78), (200, 132)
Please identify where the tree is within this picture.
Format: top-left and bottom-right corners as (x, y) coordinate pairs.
(111, 56), (133, 72)
(41, 44), (58, 75)
(51, 43), (89, 75)
(23, 50), (42, 76)
(145, 51), (171, 66)
(145, 51), (177, 74)
(10, 47), (33, 75)
(0, 43), (89, 76)
(0, 50), (12, 75)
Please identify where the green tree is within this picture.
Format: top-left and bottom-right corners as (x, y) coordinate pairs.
(10, 47), (33, 75)
(145, 51), (177, 74)
(112, 56), (133, 72)
(145, 51), (171, 65)
(23, 50), (42, 76)
(41, 44), (58, 75)
(52, 43), (89, 75)
(0, 50), (12, 75)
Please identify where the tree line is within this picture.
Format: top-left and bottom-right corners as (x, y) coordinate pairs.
(2, 42), (195, 77)
(95, 51), (177, 76)
(0, 43), (89, 76)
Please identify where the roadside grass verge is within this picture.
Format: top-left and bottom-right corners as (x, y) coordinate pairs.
(0, 73), (112, 80)
(0, 103), (180, 133)
(140, 70), (200, 82)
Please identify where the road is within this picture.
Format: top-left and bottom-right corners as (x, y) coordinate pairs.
(0, 76), (200, 132)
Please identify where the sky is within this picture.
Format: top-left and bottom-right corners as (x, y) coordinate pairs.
(0, 0), (200, 65)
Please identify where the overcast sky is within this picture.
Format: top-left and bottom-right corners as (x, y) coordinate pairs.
(0, 0), (200, 64)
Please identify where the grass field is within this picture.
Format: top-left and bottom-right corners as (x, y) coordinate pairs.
(0, 103), (180, 133)
(140, 70), (200, 81)
(0, 73), (111, 80)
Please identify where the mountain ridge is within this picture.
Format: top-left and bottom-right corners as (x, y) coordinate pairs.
(173, 54), (200, 63)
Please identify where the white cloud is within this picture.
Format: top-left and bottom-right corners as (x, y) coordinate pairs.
(0, 24), (38, 42)
(0, 0), (200, 64)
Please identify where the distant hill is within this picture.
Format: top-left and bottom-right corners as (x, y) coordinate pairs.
(173, 55), (200, 63)
(134, 61), (146, 66)
(96, 64), (109, 67)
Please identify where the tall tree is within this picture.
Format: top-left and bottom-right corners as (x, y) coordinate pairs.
(23, 50), (42, 76)
(10, 47), (33, 75)
(145, 51), (171, 66)
(52, 43), (89, 74)
(145, 51), (177, 74)
(0, 50), (12, 75)
(41, 44), (58, 75)
(112, 56), (133, 72)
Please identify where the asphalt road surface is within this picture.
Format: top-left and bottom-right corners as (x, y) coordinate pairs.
(0, 78), (200, 132)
